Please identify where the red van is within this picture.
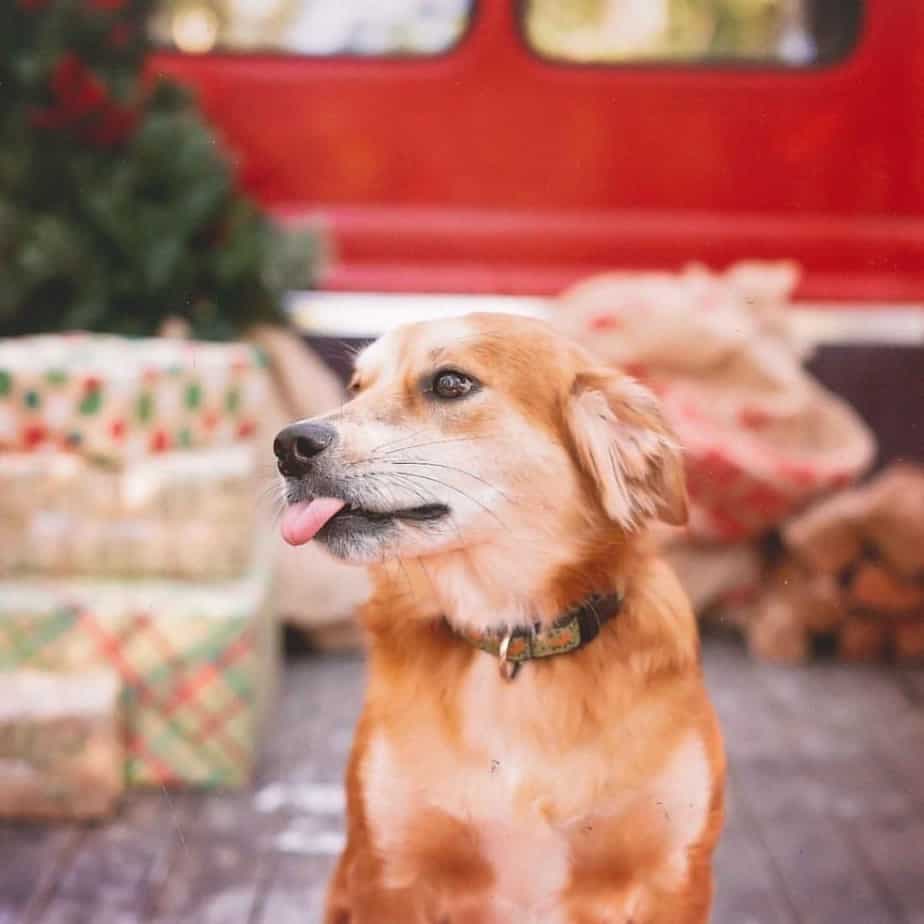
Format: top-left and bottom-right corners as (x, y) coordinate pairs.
(153, 0), (922, 465)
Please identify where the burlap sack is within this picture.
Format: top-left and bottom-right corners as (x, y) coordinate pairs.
(554, 263), (876, 541)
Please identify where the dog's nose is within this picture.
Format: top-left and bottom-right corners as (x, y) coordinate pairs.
(273, 421), (336, 477)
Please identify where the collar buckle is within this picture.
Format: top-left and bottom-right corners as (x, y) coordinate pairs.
(498, 631), (521, 682)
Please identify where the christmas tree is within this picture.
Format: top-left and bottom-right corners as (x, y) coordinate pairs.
(0, 0), (318, 339)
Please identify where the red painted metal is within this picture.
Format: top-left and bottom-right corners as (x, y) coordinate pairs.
(151, 1), (924, 302)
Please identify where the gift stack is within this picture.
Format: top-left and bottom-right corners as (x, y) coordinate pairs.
(0, 334), (278, 820)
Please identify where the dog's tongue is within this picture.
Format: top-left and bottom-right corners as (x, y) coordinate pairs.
(281, 498), (346, 546)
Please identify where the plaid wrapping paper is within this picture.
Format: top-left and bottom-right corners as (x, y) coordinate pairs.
(0, 557), (277, 788)
(0, 334), (268, 463)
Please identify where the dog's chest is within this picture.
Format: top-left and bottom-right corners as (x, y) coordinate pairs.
(362, 709), (576, 920)
(361, 655), (713, 918)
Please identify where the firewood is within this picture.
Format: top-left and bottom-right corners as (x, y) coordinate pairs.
(850, 562), (924, 613)
(747, 594), (810, 664)
(801, 573), (847, 633)
(839, 616), (887, 662)
(782, 499), (864, 576)
(854, 464), (924, 578)
(893, 617), (924, 664)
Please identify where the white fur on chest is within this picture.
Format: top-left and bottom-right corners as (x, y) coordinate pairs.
(361, 654), (712, 920)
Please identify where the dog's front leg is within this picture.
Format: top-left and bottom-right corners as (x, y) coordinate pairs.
(323, 844), (441, 924)
(322, 849), (353, 924)
(565, 865), (713, 924)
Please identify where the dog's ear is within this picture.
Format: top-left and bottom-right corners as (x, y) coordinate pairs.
(566, 370), (688, 529)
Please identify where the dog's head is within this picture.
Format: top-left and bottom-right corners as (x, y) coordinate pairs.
(275, 313), (686, 564)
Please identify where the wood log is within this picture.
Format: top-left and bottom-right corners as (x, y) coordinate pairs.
(747, 594), (810, 664)
(859, 464), (924, 578)
(801, 573), (848, 633)
(838, 616), (887, 662)
(782, 495), (864, 576)
(850, 562), (924, 613)
(893, 617), (924, 664)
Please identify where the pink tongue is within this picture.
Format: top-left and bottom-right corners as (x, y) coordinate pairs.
(281, 498), (346, 546)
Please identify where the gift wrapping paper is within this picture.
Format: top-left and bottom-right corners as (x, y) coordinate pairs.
(0, 334), (268, 463)
(0, 446), (262, 579)
(0, 555), (277, 788)
(0, 669), (123, 820)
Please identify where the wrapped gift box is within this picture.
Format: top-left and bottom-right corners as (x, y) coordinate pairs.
(0, 669), (123, 820)
(0, 445), (259, 520)
(0, 334), (268, 463)
(0, 516), (256, 580)
(0, 555), (277, 788)
(0, 446), (263, 579)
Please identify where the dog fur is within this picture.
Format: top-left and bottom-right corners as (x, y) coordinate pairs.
(276, 313), (725, 924)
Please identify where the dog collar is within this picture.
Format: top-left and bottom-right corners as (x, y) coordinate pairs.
(450, 591), (624, 681)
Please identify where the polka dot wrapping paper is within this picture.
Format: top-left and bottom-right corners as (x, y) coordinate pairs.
(0, 334), (269, 464)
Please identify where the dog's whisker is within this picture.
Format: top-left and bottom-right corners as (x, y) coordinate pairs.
(379, 470), (509, 531)
(366, 426), (436, 457)
(372, 459), (517, 505)
(374, 436), (484, 458)
(393, 556), (422, 609)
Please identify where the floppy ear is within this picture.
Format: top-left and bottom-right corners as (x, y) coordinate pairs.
(566, 370), (688, 529)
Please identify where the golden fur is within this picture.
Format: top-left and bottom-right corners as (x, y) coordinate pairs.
(279, 313), (725, 923)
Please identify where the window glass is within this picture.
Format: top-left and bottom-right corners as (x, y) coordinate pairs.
(152, 0), (474, 56)
(522, 0), (863, 66)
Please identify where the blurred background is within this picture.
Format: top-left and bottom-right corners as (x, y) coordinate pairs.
(1, 1), (922, 922)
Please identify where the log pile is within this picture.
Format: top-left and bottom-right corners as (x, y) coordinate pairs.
(740, 464), (924, 663)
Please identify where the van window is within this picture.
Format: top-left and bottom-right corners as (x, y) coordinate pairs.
(153, 0), (474, 57)
(521, 0), (863, 67)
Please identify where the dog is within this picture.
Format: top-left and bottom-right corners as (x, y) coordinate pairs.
(274, 313), (725, 924)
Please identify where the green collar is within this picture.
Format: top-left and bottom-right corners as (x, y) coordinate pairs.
(450, 591), (624, 680)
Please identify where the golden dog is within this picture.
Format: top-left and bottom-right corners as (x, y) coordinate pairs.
(274, 313), (725, 924)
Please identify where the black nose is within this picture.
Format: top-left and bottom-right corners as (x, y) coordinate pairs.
(273, 421), (336, 477)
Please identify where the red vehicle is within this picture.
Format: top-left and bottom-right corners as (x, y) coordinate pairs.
(153, 0), (922, 464)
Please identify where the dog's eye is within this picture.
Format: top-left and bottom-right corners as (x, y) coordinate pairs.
(348, 375), (362, 394)
(432, 370), (476, 400)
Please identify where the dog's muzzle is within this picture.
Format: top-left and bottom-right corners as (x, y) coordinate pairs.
(274, 420), (337, 478)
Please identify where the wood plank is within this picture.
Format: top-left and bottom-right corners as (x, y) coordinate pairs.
(704, 640), (903, 924)
(760, 666), (915, 819)
(764, 659), (924, 815)
(50, 826), (171, 913)
(712, 776), (794, 924)
(31, 899), (141, 924)
(759, 660), (924, 924)
(6, 645), (922, 924)
(147, 839), (267, 924)
(251, 854), (334, 924)
(848, 813), (924, 924)
(896, 668), (924, 703)
(259, 656), (361, 784)
(0, 827), (82, 924)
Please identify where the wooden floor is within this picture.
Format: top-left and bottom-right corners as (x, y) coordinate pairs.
(2, 636), (923, 924)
